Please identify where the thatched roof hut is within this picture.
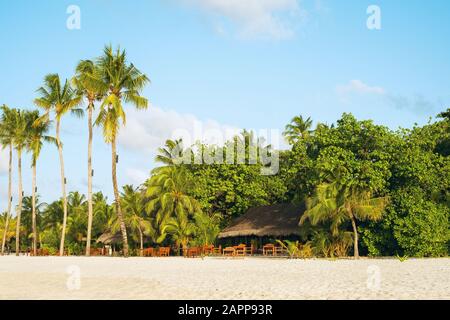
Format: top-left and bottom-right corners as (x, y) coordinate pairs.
(218, 203), (305, 239)
(96, 231), (122, 245)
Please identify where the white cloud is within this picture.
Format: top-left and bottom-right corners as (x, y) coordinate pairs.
(0, 148), (9, 175)
(336, 80), (437, 115)
(118, 105), (241, 153)
(125, 168), (149, 187)
(336, 79), (386, 97)
(181, 0), (303, 39)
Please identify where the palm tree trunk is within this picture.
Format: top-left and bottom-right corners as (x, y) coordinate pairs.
(139, 227), (143, 257)
(111, 136), (129, 257)
(56, 119), (68, 257)
(1, 144), (13, 255)
(86, 103), (94, 256)
(15, 149), (23, 256)
(31, 163), (37, 256)
(350, 214), (359, 259)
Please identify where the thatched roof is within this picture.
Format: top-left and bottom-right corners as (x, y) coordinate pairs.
(218, 203), (305, 238)
(96, 231), (122, 245)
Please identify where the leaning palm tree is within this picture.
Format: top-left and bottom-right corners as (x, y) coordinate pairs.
(13, 109), (32, 255)
(26, 110), (56, 256)
(34, 74), (83, 256)
(0, 105), (17, 254)
(73, 60), (107, 256)
(300, 170), (389, 258)
(95, 45), (150, 257)
(283, 115), (313, 145)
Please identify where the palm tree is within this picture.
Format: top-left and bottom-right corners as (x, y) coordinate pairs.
(66, 192), (87, 252)
(300, 171), (388, 258)
(155, 139), (185, 166)
(193, 211), (221, 246)
(13, 109), (32, 255)
(34, 74), (83, 256)
(166, 212), (196, 254)
(283, 115), (313, 145)
(120, 185), (153, 255)
(0, 105), (16, 254)
(145, 167), (200, 251)
(95, 45), (150, 257)
(73, 60), (107, 256)
(27, 110), (55, 256)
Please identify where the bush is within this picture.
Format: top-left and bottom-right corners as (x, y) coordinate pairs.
(394, 202), (449, 257)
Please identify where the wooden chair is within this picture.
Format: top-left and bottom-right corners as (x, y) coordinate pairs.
(202, 245), (214, 255)
(274, 246), (285, 256)
(223, 247), (236, 257)
(213, 245), (222, 255)
(263, 244), (275, 256)
(185, 247), (200, 258)
(142, 248), (155, 257)
(233, 244), (246, 257)
(159, 247), (170, 257)
(245, 244), (255, 256)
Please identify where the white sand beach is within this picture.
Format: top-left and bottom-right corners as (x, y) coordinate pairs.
(0, 256), (449, 300)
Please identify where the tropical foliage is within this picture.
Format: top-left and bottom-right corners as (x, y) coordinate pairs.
(0, 46), (448, 258)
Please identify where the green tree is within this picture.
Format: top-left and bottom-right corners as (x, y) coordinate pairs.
(35, 73), (83, 256)
(12, 110), (34, 255)
(283, 115), (313, 145)
(120, 185), (153, 255)
(95, 45), (150, 257)
(73, 59), (108, 256)
(145, 167), (200, 245)
(0, 105), (16, 254)
(27, 110), (55, 255)
(193, 211), (221, 246)
(301, 170), (388, 258)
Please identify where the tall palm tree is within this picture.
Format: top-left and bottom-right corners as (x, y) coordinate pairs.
(283, 115), (313, 145)
(13, 109), (32, 255)
(95, 45), (150, 257)
(34, 73), (83, 256)
(27, 110), (55, 256)
(73, 60), (107, 256)
(300, 171), (388, 258)
(0, 105), (16, 254)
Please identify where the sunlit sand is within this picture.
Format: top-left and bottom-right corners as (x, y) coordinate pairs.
(1, 256), (449, 300)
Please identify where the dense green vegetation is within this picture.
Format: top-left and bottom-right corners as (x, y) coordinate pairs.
(0, 46), (448, 258)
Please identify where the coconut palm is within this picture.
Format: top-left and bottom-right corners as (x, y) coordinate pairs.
(0, 105), (16, 254)
(34, 73), (83, 256)
(155, 139), (185, 166)
(166, 212), (196, 254)
(73, 60), (107, 256)
(26, 110), (56, 255)
(193, 211), (221, 246)
(145, 167), (200, 250)
(95, 45), (150, 257)
(119, 185), (153, 255)
(283, 115), (313, 145)
(12, 109), (33, 255)
(300, 171), (388, 258)
(66, 192), (87, 251)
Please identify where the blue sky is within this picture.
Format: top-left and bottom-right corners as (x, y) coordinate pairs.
(0, 0), (449, 210)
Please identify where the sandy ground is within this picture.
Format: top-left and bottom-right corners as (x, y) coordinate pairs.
(0, 256), (449, 300)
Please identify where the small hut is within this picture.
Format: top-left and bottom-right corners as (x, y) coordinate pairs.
(96, 231), (122, 255)
(218, 203), (305, 248)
